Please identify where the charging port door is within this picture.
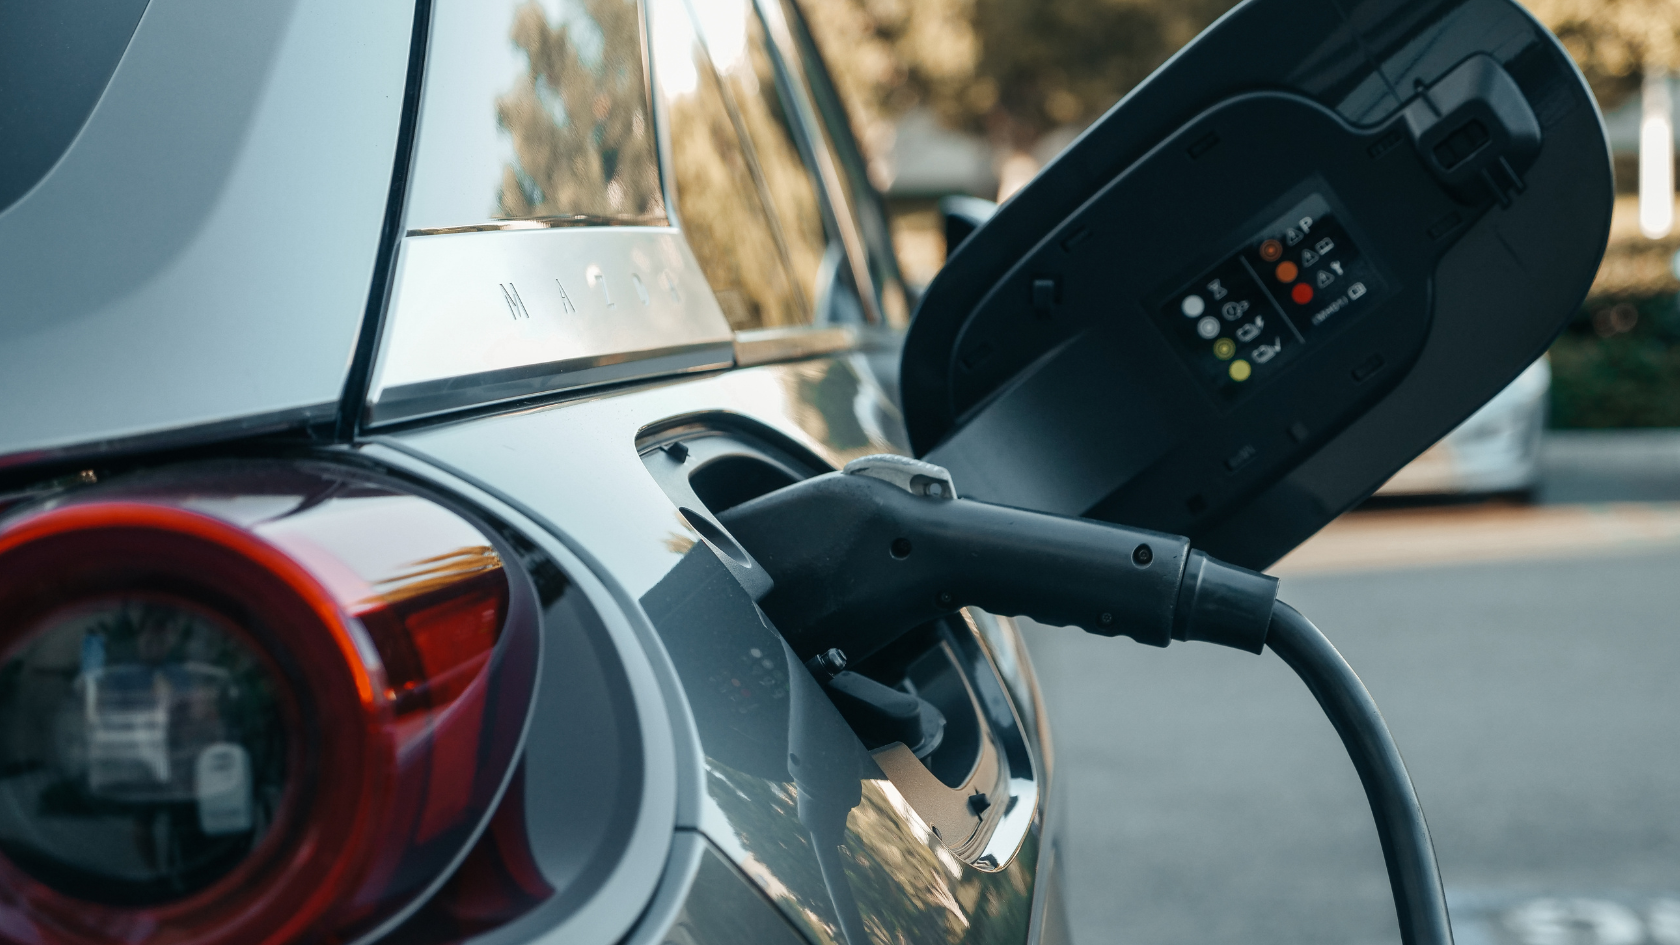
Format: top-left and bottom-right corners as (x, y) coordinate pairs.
(901, 0), (1611, 569)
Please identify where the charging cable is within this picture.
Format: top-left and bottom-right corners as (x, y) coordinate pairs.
(1267, 602), (1452, 945)
(720, 454), (1453, 945)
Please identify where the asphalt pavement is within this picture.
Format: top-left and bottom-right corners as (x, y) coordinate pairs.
(1022, 431), (1680, 945)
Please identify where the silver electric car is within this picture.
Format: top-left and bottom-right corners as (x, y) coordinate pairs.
(0, 0), (1613, 943)
(0, 1), (1061, 944)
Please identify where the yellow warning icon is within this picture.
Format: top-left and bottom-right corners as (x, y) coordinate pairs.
(1213, 338), (1237, 360)
(1229, 359), (1252, 381)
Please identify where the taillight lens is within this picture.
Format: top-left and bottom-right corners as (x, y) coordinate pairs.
(0, 593), (289, 906)
(0, 463), (540, 945)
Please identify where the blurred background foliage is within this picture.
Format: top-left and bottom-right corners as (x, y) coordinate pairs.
(496, 0), (664, 220)
(793, 0), (1680, 428)
(1520, 0), (1680, 112)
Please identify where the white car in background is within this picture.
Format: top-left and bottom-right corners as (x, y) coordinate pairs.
(1377, 358), (1551, 500)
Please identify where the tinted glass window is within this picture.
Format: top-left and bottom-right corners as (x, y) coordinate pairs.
(774, 0), (910, 326)
(407, 0), (665, 231)
(651, 0), (805, 328)
(0, 0), (151, 216)
(692, 1), (832, 318)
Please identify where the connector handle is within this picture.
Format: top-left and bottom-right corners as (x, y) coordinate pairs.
(722, 471), (1274, 662)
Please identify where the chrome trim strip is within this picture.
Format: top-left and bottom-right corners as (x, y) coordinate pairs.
(732, 325), (857, 367)
(367, 226), (734, 426)
(405, 216), (670, 237)
(367, 341), (734, 425)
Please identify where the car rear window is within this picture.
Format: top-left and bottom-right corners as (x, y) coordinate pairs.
(0, 0), (152, 216)
(405, 0), (667, 232)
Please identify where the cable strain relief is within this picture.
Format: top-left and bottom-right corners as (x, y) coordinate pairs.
(1172, 550), (1279, 653)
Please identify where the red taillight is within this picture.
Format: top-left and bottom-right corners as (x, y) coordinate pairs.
(0, 464), (539, 945)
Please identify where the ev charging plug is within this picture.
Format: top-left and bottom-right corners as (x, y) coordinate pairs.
(720, 454), (1279, 664)
(721, 454), (1454, 945)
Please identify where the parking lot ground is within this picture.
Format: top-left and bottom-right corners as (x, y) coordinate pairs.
(1023, 431), (1680, 945)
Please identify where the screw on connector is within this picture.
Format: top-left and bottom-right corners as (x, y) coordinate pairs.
(937, 590), (955, 608)
(1100, 612), (1113, 626)
(804, 648), (847, 681)
(663, 441), (690, 462)
(1132, 543), (1153, 566)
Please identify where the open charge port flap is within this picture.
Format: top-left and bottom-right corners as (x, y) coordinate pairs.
(635, 422), (1040, 870)
(839, 618), (1037, 869)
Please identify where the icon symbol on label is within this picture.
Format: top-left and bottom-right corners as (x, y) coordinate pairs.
(1348, 281), (1367, 300)
(1251, 336), (1284, 364)
(1316, 269), (1336, 288)
(1213, 337), (1237, 360)
(1330, 260), (1344, 276)
(1197, 316), (1220, 339)
(1315, 237), (1335, 255)
(1207, 279), (1228, 300)
(1229, 359), (1252, 382)
(1285, 227), (1303, 246)
(1300, 249), (1319, 267)
(1181, 294), (1206, 317)
(1236, 316), (1264, 343)
(1221, 299), (1250, 321)
(1259, 239), (1283, 261)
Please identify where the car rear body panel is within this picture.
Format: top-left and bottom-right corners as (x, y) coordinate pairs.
(373, 357), (1055, 944)
(0, 0), (415, 463)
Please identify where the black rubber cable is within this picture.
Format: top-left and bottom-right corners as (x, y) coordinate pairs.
(1265, 601), (1454, 945)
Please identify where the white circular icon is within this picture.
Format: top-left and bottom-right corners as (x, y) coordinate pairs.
(1196, 316), (1220, 339)
(1181, 294), (1205, 317)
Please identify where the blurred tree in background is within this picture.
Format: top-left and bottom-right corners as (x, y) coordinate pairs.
(797, 0), (1680, 192)
(495, 0), (663, 220)
(795, 0), (1239, 192)
(1523, 1), (1680, 428)
(1520, 0), (1680, 111)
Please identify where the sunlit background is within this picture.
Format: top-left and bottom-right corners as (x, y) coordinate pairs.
(781, 2), (1680, 944)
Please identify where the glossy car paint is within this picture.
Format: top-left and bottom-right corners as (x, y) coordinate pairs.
(0, 0), (413, 461)
(367, 356), (1059, 945)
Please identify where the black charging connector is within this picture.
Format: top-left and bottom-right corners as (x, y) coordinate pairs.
(721, 455), (1278, 662)
(721, 454), (1453, 945)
